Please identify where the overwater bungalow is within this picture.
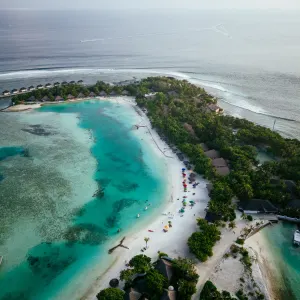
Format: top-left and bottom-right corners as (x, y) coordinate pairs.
(2, 90), (10, 96)
(20, 87), (27, 93)
(54, 82), (60, 87)
(55, 95), (64, 101)
(28, 86), (35, 91)
(11, 89), (18, 94)
(61, 81), (68, 86)
(41, 95), (50, 102)
(69, 81), (75, 84)
(45, 83), (52, 88)
(99, 91), (107, 97)
(67, 94), (75, 100)
(89, 92), (96, 97)
(77, 80), (84, 84)
(36, 84), (44, 89)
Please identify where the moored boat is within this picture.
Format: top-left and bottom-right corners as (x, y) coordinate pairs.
(293, 230), (300, 246)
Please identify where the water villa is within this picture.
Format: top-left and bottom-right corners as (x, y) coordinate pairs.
(69, 81), (75, 84)
(62, 81), (68, 86)
(2, 90), (10, 96)
(45, 83), (52, 88)
(36, 84), (44, 89)
(54, 82), (60, 86)
(293, 230), (300, 246)
(28, 86), (35, 91)
(20, 87), (27, 93)
(77, 80), (84, 84)
(11, 89), (18, 94)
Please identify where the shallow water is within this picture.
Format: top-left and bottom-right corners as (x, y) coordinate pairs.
(263, 222), (300, 300)
(0, 99), (167, 299)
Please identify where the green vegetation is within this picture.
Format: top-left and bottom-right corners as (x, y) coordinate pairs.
(118, 254), (199, 300)
(96, 287), (124, 300)
(200, 281), (235, 299)
(188, 219), (221, 261)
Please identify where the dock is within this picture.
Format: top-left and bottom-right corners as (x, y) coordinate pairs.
(108, 237), (129, 254)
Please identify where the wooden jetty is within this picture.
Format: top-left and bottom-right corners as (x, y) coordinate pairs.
(108, 237), (129, 254)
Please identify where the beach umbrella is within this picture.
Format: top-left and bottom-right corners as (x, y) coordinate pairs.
(182, 168), (186, 171)
(109, 278), (119, 288)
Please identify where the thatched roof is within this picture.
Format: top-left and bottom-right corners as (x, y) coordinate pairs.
(67, 94), (74, 99)
(69, 81), (75, 84)
(77, 80), (83, 83)
(11, 89), (18, 93)
(204, 149), (220, 159)
(208, 104), (221, 112)
(155, 258), (173, 282)
(215, 166), (230, 176)
(45, 83), (52, 87)
(55, 96), (63, 101)
(28, 86), (35, 89)
(122, 90), (130, 95)
(99, 91), (107, 96)
(89, 92), (96, 97)
(124, 288), (143, 300)
(20, 87), (27, 92)
(183, 123), (195, 136)
(41, 95), (50, 102)
(200, 143), (209, 152)
(54, 82), (60, 86)
(212, 158), (227, 168)
(77, 92), (85, 98)
(27, 95), (36, 101)
(238, 199), (278, 213)
(161, 290), (177, 300)
(110, 90), (117, 96)
(37, 84), (43, 88)
(62, 81), (68, 85)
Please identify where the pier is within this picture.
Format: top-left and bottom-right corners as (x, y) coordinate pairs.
(108, 237), (129, 254)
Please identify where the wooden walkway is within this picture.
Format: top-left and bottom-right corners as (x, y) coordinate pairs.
(108, 237), (129, 254)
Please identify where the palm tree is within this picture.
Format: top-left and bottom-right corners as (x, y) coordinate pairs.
(144, 237), (150, 249)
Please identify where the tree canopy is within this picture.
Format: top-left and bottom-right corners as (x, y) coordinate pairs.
(96, 287), (124, 300)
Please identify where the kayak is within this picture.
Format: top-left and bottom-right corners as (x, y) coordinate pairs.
(148, 230), (154, 232)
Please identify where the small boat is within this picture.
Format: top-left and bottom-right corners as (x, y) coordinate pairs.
(144, 206), (148, 210)
(137, 214), (140, 218)
(293, 230), (300, 246)
(0, 256), (3, 266)
(148, 230), (154, 232)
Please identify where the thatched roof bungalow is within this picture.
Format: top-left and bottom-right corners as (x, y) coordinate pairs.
(208, 103), (222, 113)
(2, 90), (10, 95)
(41, 95), (50, 102)
(77, 92), (85, 99)
(27, 95), (36, 102)
(77, 80), (84, 84)
(89, 92), (96, 97)
(204, 149), (220, 159)
(110, 90), (117, 96)
(54, 82), (60, 86)
(67, 94), (75, 100)
(200, 143), (209, 152)
(36, 84), (44, 89)
(61, 81), (68, 86)
(99, 91), (107, 97)
(55, 96), (64, 101)
(212, 158), (228, 168)
(183, 123), (195, 136)
(69, 81), (75, 84)
(155, 258), (174, 282)
(122, 90), (130, 96)
(11, 89), (18, 94)
(28, 86), (35, 91)
(215, 166), (230, 176)
(45, 83), (52, 88)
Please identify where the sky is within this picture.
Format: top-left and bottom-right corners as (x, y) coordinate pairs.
(1, 0), (300, 10)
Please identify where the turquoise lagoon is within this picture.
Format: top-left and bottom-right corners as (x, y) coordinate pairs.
(263, 222), (300, 300)
(0, 99), (168, 300)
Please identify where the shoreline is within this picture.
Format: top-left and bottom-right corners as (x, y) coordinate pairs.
(245, 229), (283, 300)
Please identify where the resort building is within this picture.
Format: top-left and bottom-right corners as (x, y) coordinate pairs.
(20, 87), (27, 93)
(155, 258), (174, 282)
(69, 81), (75, 84)
(27, 95), (36, 102)
(208, 103), (223, 113)
(54, 82), (60, 87)
(110, 91), (117, 96)
(67, 94), (75, 100)
(122, 90), (130, 96)
(55, 96), (64, 101)
(77, 80), (84, 84)
(62, 81), (68, 86)
(36, 84), (44, 89)
(45, 83), (52, 88)
(204, 149), (220, 159)
(99, 91), (107, 97)
(2, 90), (10, 96)
(11, 89), (18, 94)
(238, 199), (278, 214)
(89, 92), (96, 97)
(41, 95), (50, 102)
(28, 86), (35, 91)
(77, 92), (85, 98)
